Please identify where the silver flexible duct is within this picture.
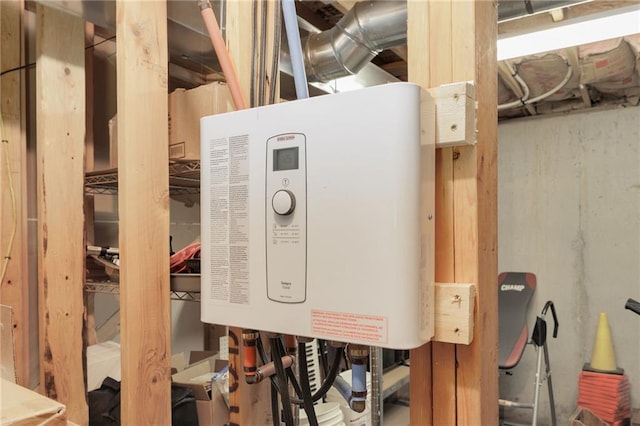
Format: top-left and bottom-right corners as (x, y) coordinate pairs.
(303, 1), (407, 82)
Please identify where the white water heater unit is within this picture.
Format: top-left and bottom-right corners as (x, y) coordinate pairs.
(200, 83), (435, 349)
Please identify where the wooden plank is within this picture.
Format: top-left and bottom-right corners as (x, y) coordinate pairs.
(408, 1), (459, 424)
(409, 0), (498, 424)
(430, 82), (476, 147)
(0, 0), (29, 388)
(35, 4), (87, 424)
(453, 2), (498, 425)
(116, 1), (171, 424)
(407, 2), (436, 425)
(84, 22), (98, 347)
(433, 283), (475, 345)
(224, 0), (278, 423)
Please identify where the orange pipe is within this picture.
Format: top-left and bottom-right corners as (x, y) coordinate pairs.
(199, 1), (247, 110)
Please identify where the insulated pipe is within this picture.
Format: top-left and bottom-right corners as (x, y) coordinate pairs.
(304, 0), (406, 82)
(348, 344), (369, 413)
(249, 354), (296, 384)
(242, 329), (259, 383)
(199, 0), (247, 110)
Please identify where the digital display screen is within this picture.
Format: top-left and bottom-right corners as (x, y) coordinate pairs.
(273, 147), (299, 171)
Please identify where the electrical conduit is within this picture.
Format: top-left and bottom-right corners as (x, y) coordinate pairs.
(282, 0), (309, 99)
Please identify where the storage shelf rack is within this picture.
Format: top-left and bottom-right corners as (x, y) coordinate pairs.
(85, 159), (201, 195)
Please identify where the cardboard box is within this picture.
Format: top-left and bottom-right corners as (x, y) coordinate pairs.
(169, 82), (233, 160)
(172, 355), (229, 426)
(570, 407), (608, 426)
(1, 379), (67, 425)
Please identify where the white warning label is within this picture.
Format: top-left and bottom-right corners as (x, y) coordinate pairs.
(311, 310), (388, 345)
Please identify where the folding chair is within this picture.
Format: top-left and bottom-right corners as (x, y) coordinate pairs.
(498, 272), (559, 426)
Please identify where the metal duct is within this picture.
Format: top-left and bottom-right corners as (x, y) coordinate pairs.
(303, 1), (406, 82)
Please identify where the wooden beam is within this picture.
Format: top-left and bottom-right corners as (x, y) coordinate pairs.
(225, 0), (278, 423)
(453, 1), (498, 424)
(116, 1), (171, 424)
(408, 1), (498, 424)
(36, 4), (87, 424)
(0, 0), (29, 388)
(84, 22), (98, 347)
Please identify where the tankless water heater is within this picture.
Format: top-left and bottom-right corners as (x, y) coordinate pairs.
(200, 83), (435, 349)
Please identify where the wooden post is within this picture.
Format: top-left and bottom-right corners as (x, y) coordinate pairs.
(36, 4), (87, 423)
(408, 1), (498, 425)
(116, 0), (171, 424)
(0, 0), (29, 387)
(225, 1), (278, 423)
(84, 22), (98, 347)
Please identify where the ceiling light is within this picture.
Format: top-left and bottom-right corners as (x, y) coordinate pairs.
(497, 4), (640, 61)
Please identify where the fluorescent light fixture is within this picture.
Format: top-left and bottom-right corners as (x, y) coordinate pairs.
(497, 4), (640, 61)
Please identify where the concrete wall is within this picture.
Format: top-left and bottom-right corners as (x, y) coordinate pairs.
(498, 106), (640, 424)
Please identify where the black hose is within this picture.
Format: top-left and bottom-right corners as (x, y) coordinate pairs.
(271, 382), (280, 426)
(298, 342), (319, 426)
(312, 345), (343, 402)
(258, 335), (305, 404)
(272, 338), (295, 426)
(626, 298), (640, 315)
(318, 339), (329, 378)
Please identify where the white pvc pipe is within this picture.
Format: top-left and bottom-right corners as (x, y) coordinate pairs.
(282, 0), (309, 99)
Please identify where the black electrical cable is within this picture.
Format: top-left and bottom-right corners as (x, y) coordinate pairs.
(311, 345), (343, 402)
(274, 337), (305, 401)
(270, 379), (280, 426)
(318, 339), (329, 378)
(86, 35), (116, 50)
(298, 342), (319, 426)
(272, 338), (295, 426)
(257, 335), (305, 404)
(0, 63), (35, 78)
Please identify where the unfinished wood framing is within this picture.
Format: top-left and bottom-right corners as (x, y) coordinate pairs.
(0, 0), (29, 387)
(408, 1), (498, 425)
(36, 4), (87, 423)
(84, 22), (98, 347)
(225, 1), (279, 423)
(116, 1), (171, 424)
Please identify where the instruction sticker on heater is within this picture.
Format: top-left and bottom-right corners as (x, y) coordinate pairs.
(208, 134), (250, 305)
(311, 310), (388, 345)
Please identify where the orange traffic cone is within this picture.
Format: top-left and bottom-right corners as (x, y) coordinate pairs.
(583, 312), (624, 374)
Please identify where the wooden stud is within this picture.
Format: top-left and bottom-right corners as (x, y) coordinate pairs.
(0, 0), (29, 388)
(453, 2), (498, 425)
(36, 4), (87, 423)
(84, 22), (98, 347)
(116, 1), (171, 424)
(409, 1), (498, 424)
(225, 1), (279, 423)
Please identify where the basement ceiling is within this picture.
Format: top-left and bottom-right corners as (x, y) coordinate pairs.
(299, 0), (640, 121)
(66, 0), (640, 120)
